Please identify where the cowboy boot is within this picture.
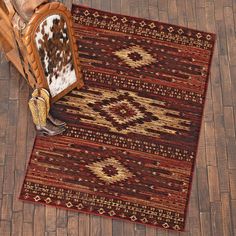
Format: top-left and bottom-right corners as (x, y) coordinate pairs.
(28, 97), (65, 136)
(32, 88), (66, 127)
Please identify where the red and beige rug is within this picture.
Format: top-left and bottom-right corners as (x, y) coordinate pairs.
(19, 4), (216, 231)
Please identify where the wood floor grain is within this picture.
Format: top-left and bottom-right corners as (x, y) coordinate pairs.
(0, 0), (236, 235)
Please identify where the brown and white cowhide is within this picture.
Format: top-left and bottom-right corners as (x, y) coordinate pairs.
(35, 14), (76, 97)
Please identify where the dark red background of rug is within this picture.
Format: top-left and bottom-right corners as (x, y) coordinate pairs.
(19, 5), (215, 231)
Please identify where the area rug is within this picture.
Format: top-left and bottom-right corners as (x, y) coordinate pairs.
(19, 4), (216, 231)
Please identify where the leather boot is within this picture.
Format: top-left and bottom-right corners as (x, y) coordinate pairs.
(32, 88), (50, 114)
(36, 120), (66, 136)
(29, 97), (65, 136)
(32, 88), (66, 127)
(47, 113), (66, 127)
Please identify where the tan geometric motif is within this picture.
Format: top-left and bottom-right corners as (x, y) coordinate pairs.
(34, 195), (41, 202)
(66, 202), (73, 208)
(58, 88), (191, 138)
(102, 100), (144, 125)
(113, 45), (156, 68)
(86, 157), (133, 184)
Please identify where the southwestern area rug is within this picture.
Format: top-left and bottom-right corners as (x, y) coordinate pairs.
(19, 4), (216, 231)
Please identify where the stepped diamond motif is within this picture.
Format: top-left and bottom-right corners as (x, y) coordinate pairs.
(113, 45), (156, 68)
(86, 157), (133, 184)
(90, 92), (158, 131)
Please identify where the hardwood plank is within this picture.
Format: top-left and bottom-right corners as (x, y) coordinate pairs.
(56, 209), (68, 228)
(187, 176), (201, 236)
(230, 65), (236, 110)
(205, 1), (217, 33)
(16, 99), (29, 163)
(46, 206), (57, 233)
(0, 79), (9, 99)
(219, 55), (233, 106)
(5, 100), (18, 157)
(224, 7), (236, 65)
(224, 107), (236, 169)
(210, 62), (222, 121)
(214, 114), (230, 193)
(197, 167), (210, 211)
(207, 166), (220, 202)
(112, 220), (124, 236)
(176, 0), (187, 26)
(196, 145), (206, 168)
(204, 120), (216, 146)
(129, 1), (139, 17)
(91, 0), (101, 8)
(145, 227), (156, 236)
(225, 136), (236, 169)
(196, 4), (207, 31)
(101, 0), (111, 11)
(3, 157), (14, 194)
(0, 52), (10, 79)
(57, 227), (68, 236)
(224, 107), (235, 138)
(138, 0), (149, 19)
(72, 0), (88, 6)
(0, 220), (11, 236)
(1, 194), (13, 220)
(0, 105), (8, 144)
(216, 20), (228, 56)
(67, 211), (79, 236)
(47, 232), (56, 236)
(229, 170), (236, 199)
(148, 1), (159, 21)
(210, 202), (224, 236)
(23, 222), (33, 236)
(134, 223), (146, 236)
(167, 0), (178, 24)
(101, 217), (112, 236)
(12, 170), (24, 212)
(79, 213), (90, 236)
(158, 10), (168, 22)
(64, 0), (73, 9)
(214, 0), (224, 20)
(0, 166), (4, 198)
(111, 0), (121, 14)
(157, 0), (167, 12)
(12, 211), (23, 236)
(121, 222), (134, 236)
(185, 0), (196, 25)
(204, 120), (217, 167)
(90, 215), (101, 236)
(200, 212), (212, 236)
(168, 230), (180, 236)
(34, 205), (46, 236)
(23, 203), (35, 223)
(221, 193), (234, 236)
(205, 145), (217, 167)
(231, 200), (236, 235)
(9, 65), (19, 100)
(156, 229), (168, 236)
(196, 0), (206, 8)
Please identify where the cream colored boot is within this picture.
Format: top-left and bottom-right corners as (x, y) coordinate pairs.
(32, 88), (66, 127)
(28, 97), (65, 136)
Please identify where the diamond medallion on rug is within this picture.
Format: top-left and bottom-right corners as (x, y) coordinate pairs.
(90, 92), (158, 131)
(19, 4), (216, 232)
(86, 157), (133, 184)
(113, 45), (156, 68)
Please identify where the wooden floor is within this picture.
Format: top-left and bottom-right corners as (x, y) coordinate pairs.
(0, 0), (236, 235)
